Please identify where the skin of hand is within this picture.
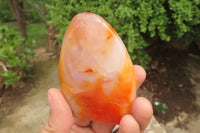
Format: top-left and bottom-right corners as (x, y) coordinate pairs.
(40, 65), (153, 133)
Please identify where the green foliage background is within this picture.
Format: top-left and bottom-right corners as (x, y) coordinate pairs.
(0, 1), (13, 22)
(0, 0), (44, 23)
(0, 23), (35, 85)
(46, 0), (200, 68)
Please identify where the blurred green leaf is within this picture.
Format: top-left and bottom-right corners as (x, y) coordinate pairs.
(1, 70), (20, 85)
(154, 101), (168, 114)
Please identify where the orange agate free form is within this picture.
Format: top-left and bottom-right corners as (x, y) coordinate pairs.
(59, 12), (137, 124)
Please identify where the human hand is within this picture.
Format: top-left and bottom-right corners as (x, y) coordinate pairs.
(40, 65), (153, 133)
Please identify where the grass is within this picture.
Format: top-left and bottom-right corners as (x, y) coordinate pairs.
(27, 23), (47, 47)
(3, 22), (47, 47)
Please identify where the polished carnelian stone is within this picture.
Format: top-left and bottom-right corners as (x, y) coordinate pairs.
(59, 12), (137, 124)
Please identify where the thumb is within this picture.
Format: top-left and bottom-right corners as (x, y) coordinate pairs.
(40, 88), (74, 133)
